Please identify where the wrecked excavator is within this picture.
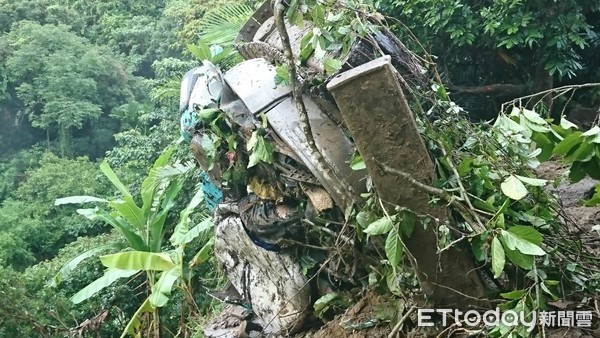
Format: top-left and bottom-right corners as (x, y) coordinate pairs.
(179, 2), (488, 337)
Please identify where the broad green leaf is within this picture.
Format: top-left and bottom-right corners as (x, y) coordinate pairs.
(247, 135), (273, 168)
(507, 226), (543, 245)
(149, 268), (181, 307)
(500, 289), (525, 300)
(323, 58), (343, 74)
(190, 237), (215, 267)
(566, 141), (595, 162)
(79, 210), (148, 251)
(491, 237), (505, 278)
(150, 179), (185, 250)
(501, 175), (528, 200)
(540, 282), (559, 300)
(171, 188), (206, 245)
(583, 184), (600, 207)
(385, 227), (403, 266)
(246, 131), (258, 151)
(514, 175), (547, 187)
(313, 292), (339, 318)
(55, 195), (107, 205)
(521, 108), (548, 125)
(120, 298), (153, 338)
(187, 42), (212, 61)
(100, 160), (133, 198)
(399, 210), (416, 237)
(100, 251), (176, 271)
(504, 245), (534, 269)
(71, 268), (139, 304)
(141, 147), (175, 214)
(363, 216), (393, 235)
(349, 154), (366, 170)
(523, 119), (551, 133)
(569, 161), (587, 182)
(179, 219), (213, 245)
(50, 243), (124, 287)
(494, 115), (526, 134)
(109, 199), (146, 230)
(553, 132), (583, 156)
(500, 230), (545, 256)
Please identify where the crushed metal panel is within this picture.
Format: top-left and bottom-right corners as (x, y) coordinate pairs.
(265, 96), (366, 211)
(223, 59), (291, 115)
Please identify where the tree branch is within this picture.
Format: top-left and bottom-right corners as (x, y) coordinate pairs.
(376, 161), (485, 233)
(272, 0), (360, 208)
(447, 83), (527, 96)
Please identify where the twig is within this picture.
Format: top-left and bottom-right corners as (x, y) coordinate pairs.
(501, 83), (600, 113)
(388, 305), (416, 338)
(437, 141), (487, 231)
(437, 231), (483, 254)
(376, 161), (485, 233)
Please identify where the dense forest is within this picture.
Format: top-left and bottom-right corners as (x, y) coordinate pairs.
(0, 0), (599, 337)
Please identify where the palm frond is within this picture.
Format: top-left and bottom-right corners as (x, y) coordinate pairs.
(198, 3), (255, 47)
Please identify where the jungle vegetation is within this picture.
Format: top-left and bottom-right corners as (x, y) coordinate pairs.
(0, 0), (599, 337)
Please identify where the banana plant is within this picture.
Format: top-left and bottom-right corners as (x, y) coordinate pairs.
(53, 147), (215, 337)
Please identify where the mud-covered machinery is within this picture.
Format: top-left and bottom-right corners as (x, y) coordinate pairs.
(178, 2), (486, 336)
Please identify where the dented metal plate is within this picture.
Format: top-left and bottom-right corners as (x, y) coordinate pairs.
(223, 59), (291, 115)
(265, 96), (366, 210)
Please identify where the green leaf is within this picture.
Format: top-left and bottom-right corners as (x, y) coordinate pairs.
(581, 125), (600, 138)
(100, 160), (133, 198)
(507, 226), (543, 245)
(583, 184), (600, 206)
(109, 199), (146, 230)
(514, 175), (547, 187)
(71, 268), (139, 304)
(178, 218), (214, 246)
(55, 195), (108, 205)
(171, 188), (207, 245)
(504, 245), (534, 269)
(100, 251), (177, 271)
(385, 227), (403, 266)
(50, 243), (124, 287)
(314, 292), (339, 318)
(500, 230), (545, 256)
(247, 135), (273, 168)
(491, 237), (505, 278)
(500, 289), (526, 300)
(190, 237), (215, 267)
(141, 147), (175, 214)
(323, 58), (343, 74)
(399, 210), (416, 237)
(79, 209), (149, 251)
(559, 117), (578, 130)
(553, 132), (583, 156)
(569, 161), (587, 182)
(349, 154), (366, 170)
(120, 298), (154, 338)
(521, 108), (547, 125)
(187, 42), (212, 61)
(363, 216), (393, 235)
(149, 268), (181, 307)
(149, 179), (185, 251)
(501, 175), (528, 200)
